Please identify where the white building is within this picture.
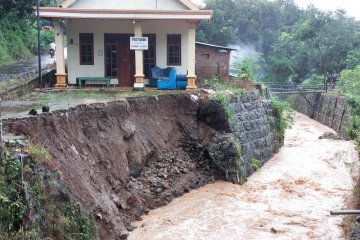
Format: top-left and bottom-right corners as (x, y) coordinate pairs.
(39, 0), (212, 90)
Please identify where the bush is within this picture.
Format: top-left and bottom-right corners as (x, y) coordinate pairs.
(1, 147), (99, 239)
(339, 66), (360, 147)
(232, 57), (262, 83)
(0, 149), (27, 235)
(0, 14), (37, 64)
(300, 74), (325, 86)
(213, 92), (235, 119)
(25, 145), (53, 164)
(271, 98), (294, 133)
(41, 30), (55, 52)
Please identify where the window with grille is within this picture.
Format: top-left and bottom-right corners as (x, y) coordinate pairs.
(143, 34), (156, 77)
(167, 34), (181, 66)
(79, 33), (94, 65)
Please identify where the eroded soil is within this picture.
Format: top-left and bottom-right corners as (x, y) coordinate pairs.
(129, 112), (359, 240)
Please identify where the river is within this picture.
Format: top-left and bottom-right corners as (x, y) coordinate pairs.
(129, 112), (359, 240)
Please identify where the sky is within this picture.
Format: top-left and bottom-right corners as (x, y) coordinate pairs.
(191, 0), (360, 19)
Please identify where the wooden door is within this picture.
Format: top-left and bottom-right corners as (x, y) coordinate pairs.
(118, 36), (135, 87)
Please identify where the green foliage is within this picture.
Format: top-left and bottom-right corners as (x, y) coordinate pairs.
(196, 0), (237, 46)
(271, 98), (294, 133)
(0, 150), (27, 234)
(339, 66), (360, 147)
(213, 92), (235, 119)
(0, 0), (60, 64)
(233, 57), (262, 83)
(268, 7), (360, 82)
(199, 1), (360, 84)
(41, 31), (55, 51)
(346, 49), (360, 70)
(300, 74), (325, 86)
(0, 15), (36, 63)
(0, 147), (99, 239)
(203, 76), (245, 96)
(250, 158), (262, 171)
(55, 202), (99, 240)
(26, 145), (53, 164)
(0, 0), (61, 18)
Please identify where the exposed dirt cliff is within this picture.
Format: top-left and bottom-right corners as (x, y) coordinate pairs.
(4, 92), (282, 239)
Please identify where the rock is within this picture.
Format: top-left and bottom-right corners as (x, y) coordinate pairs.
(119, 230), (129, 239)
(122, 121), (136, 141)
(129, 163), (143, 178)
(155, 187), (163, 194)
(270, 227), (277, 234)
(42, 106), (50, 112)
(132, 205), (143, 218)
(113, 197), (129, 210)
(28, 109), (38, 115)
(319, 132), (345, 140)
(128, 223), (137, 232)
(95, 213), (102, 220)
(201, 89), (216, 94)
(190, 94), (199, 102)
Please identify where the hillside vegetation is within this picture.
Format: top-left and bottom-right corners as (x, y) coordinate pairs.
(0, 0), (60, 64)
(198, 0), (360, 84)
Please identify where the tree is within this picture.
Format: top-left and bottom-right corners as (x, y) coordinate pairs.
(346, 49), (360, 70)
(197, 0), (237, 45)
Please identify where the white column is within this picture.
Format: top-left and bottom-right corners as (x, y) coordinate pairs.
(53, 19), (67, 88)
(186, 21), (198, 90)
(133, 21), (144, 90)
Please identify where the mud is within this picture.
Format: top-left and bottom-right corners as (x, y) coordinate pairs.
(4, 93), (282, 239)
(129, 112), (359, 240)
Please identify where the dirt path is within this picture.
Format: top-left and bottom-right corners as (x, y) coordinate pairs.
(129, 112), (359, 240)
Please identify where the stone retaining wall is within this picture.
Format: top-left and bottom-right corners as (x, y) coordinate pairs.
(230, 92), (282, 176)
(198, 91), (282, 182)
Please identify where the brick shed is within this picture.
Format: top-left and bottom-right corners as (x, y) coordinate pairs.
(195, 42), (235, 80)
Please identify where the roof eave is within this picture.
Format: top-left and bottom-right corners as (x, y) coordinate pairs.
(60, 0), (200, 10)
(38, 7), (213, 20)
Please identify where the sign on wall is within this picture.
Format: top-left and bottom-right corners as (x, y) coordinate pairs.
(130, 37), (148, 50)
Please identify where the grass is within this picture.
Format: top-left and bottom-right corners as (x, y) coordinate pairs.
(271, 97), (294, 133)
(213, 92), (235, 119)
(250, 158), (262, 171)
(25, 145), (53, 164)
(202, 76), (245, 96)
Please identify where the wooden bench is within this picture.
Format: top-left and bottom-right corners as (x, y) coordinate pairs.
(77, 77), (111, 87)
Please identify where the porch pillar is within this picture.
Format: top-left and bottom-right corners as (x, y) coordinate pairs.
(186, 21), (198, 90)
(133, 21), (145, 90)
(53, 19), (67, 88)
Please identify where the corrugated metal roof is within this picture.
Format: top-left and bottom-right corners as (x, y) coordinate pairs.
(196, 42), (236, 51)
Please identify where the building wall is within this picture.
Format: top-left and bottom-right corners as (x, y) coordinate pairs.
(70, 0), (189, 10)
(67, 19), (190, 85)
(195, 44), (230, 80)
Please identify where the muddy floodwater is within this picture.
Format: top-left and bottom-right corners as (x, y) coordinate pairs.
(129, 112), (359, 240)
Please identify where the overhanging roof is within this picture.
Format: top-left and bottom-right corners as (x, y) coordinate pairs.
(38, 7), (212, 20)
